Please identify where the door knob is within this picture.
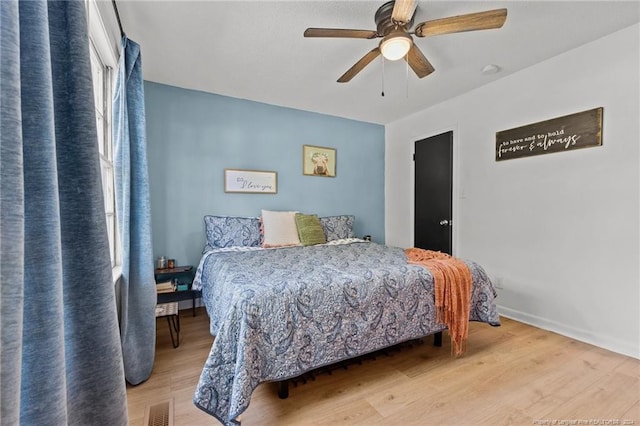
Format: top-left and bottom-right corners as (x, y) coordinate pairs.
(439, 219), (452, 226)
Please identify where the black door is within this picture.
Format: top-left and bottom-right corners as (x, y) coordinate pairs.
(414, 131), (453, 254)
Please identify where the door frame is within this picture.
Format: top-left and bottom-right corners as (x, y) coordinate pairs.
(411, 125), (460, 256)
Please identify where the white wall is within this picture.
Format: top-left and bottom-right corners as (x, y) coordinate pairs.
(385, 24), (639, 358)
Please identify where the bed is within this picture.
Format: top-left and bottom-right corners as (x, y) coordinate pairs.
(191, 214), (500, 425)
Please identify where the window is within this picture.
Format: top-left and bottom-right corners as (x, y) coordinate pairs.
(87, 0), (119, 268)
(89, 42), (116, 266)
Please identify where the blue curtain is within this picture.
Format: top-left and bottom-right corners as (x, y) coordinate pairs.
(113, 36), (156, 385)
(0, 1), (128, 424)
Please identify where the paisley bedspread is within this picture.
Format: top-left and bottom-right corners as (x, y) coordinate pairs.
(191, 241), (500, 425)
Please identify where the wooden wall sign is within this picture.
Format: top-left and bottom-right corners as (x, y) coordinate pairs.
(495, 107), (603, 161)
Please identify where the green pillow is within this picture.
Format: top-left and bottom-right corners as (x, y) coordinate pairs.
(295, 213), (327, 246)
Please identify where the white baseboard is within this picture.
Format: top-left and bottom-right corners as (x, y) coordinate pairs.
(498, 305), (639, 360)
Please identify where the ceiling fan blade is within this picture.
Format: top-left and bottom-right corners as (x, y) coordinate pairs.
(337, 47), (381, 83)
(414, 8), (508, 38)
(392, 0), (417, 25)
(405, 44), (435, 78)
(304, 28), (378, 39)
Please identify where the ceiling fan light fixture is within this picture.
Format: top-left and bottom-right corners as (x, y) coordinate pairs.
(380, 31), (412, 61)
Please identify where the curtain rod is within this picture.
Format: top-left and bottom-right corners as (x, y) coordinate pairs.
(112, 0), (125, 38)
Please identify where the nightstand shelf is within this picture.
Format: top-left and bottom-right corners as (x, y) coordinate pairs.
(155, 301), (180, 348)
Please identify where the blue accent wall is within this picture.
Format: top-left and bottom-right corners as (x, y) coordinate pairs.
(144, 82), (385, 267)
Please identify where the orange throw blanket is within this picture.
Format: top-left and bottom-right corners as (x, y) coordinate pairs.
(405, 248), (472, 356)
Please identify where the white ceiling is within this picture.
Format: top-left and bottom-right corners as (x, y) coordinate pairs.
(115, 1), (640, 125)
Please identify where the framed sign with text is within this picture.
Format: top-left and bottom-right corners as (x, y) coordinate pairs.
(495, 107), (603, 161)
(224, 169), (277, 194)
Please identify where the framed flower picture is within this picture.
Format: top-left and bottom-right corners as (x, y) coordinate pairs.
(302, 145), (336, 177)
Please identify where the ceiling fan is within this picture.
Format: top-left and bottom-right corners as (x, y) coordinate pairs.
(304, 0), (507, 83)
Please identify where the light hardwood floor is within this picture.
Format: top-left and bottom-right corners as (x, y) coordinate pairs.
(127, 308), (639, 425)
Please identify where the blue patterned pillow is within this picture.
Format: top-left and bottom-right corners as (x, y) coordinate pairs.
(204, 216), (261, 249)
(320, 215), (355, 241)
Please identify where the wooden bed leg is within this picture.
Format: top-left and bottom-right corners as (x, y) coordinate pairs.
(433, 331), (443, 347)
(277, 380), (289, 399)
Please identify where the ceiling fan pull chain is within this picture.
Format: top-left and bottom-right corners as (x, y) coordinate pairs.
(406, 57), (409, 98)
(381, 56), (385, 97)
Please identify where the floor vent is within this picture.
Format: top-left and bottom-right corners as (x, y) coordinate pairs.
(143, 398), (174, 426)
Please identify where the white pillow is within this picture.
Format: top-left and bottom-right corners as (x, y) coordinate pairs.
(261, 210), (301, 248)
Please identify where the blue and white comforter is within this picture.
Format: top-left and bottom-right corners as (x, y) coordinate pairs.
(192, 241), (500, 425)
